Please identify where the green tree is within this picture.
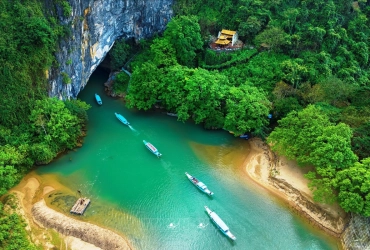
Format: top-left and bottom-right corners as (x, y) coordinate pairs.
(224, 84), (271, 135)
(150, 37), (177, 67)
(280, 58), (308, 88)
(273, 97), (303, 119)
(268, 105), (357, 202)
(0, 146), (23, 196)
(352, 122), (370, 160)
(333, 158), (370, 216)
(281, 8), (300, 35)
(160, 66), (228, 127)
(126, 62), (164, 110)
(268, 105), (357, 168)
(164, 15), (203, 67)
(0, 196), (38, 250)
(29, 98), (82, 154)
(254, 27), (289, 52)
(109, 39), (131, 70)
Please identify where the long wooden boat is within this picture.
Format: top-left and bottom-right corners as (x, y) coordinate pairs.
(115, 112), (130, 125)
(95, 93), (102, 105)
(185, 172), (213, 196)
(204, 206), (236, 241)
(143, 140), (162, 157)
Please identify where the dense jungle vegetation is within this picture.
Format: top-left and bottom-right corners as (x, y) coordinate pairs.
(0, 0), (87, 248)
(1, 0), (370, 247)
(110, 0), (370, 217)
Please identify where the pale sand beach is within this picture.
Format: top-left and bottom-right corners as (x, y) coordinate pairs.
(10, 177), (131, 250)
(244, 138), (349, 238)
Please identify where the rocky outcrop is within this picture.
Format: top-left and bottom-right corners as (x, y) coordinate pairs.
(48, 0), (173, 99)
(32, 200), (131, 250)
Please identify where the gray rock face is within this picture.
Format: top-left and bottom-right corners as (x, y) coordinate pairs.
(49, 0), (173, 99)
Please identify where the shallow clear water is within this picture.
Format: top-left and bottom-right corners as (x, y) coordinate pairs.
(36, 69), (339, 250)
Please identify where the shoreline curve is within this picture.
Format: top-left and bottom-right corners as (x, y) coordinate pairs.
(32, 199), (131, 250)
(243, 138), (348, 240)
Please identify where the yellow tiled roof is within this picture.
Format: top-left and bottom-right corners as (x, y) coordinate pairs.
(221, 29), (236, 36)
(215, 39), (230, 45)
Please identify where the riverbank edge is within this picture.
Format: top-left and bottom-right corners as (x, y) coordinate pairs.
(10, 177), (132, 250)
(32, 199), (131, 250)
(243, 138), (349, 243)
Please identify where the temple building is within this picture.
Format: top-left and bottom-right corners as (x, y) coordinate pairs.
(215, 29), (238, 46)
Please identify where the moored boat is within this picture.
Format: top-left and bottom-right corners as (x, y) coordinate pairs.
(204, 206), (236, 241)
(166, 112), (178, 117)
(185, 172), (213, 196)
(115, 112), (130, 125)
(95, 93), (102, 105)
(143, 140), (162, 157)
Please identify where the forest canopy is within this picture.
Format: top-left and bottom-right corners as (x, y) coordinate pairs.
(2, 1), (370, 248)
(110, 0), (370, 216)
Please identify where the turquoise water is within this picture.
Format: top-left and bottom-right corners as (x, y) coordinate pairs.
(36, 69), (338, 250)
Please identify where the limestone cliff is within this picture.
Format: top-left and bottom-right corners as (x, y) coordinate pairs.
(48, 0), (173, 99)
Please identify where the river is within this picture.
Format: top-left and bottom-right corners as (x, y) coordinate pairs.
(35, 69), (339, 250)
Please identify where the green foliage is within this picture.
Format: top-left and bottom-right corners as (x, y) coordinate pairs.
(160, 66), (228, 127)
(0, 196), (38, 250)
(163, 15), (203, 67)
(61, 72), (72, 84)
(59, 1), (72, 17)
(0, 146), (23, 196)
(201, 49), (258, 70)
(305, 171), (337, 204)
(268, 105), (357, 169)
(126, 61), (164, 110)
(318, 77), (355, 107)
(254, 27), (289, 52)
(64, 99), (91, 125)
(314, 102), (342, 123)
(268, 105), (358, 202)
(273, 97), (303, 119)
(29, 98), (85, 153)
(203, 49), (232, 66)
(340, 106), (370, 128)
(221, 52), (288, 92)
(352, 122), (370, 160)
(224, 84), (271, 135)
(129, 0), (370, 214)
(332, 158), (370, 216)
(280, 58), (309, 89)
(149, 38), (177, 67)
(112, 72), (130, 94)
(0, 0), (59, 127)
(109, 39), (131, 70)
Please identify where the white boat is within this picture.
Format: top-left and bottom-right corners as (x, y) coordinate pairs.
(95, 93), (102, 105)
(204, 206), (236, 241)
(115, 112), (130, 125)
(143, 140), (162, 157)
(166, 112), (178, 117)
(185, 172), (213, 196)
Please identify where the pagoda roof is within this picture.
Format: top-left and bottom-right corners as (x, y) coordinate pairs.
(221, 29), (236, 36)
(215, 39), (230, 45)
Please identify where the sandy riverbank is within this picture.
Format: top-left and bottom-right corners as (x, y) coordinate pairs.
(244, 138), (349, 238)
(10, 176), (131, 250)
